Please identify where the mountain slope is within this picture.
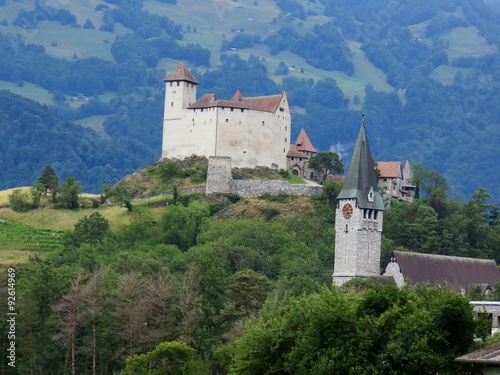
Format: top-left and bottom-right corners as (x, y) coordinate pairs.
(0, 0), (500, 200)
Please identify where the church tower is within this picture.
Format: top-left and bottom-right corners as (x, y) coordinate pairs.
(333, 116), (385, 286)
(162, 63), (199, 158)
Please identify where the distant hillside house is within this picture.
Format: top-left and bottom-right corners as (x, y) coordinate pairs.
(383, 251), (500, 294)
(162, 63), (291, 170)
(377, 161), (415, 202)
(286, 128), (317, 180)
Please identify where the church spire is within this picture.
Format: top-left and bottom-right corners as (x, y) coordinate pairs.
(337, 115), (384, 211)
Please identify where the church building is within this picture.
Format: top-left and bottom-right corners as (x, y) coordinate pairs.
(333, 117), (385, 286)
(162, 63), (291, 170)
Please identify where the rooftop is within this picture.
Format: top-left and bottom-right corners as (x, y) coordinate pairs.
(390, 251), (500, 293)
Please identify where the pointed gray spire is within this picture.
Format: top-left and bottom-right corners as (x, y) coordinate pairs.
(337, 115), (384, 210)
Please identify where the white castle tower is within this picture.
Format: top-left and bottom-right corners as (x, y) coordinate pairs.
(333, 116), (385, 286)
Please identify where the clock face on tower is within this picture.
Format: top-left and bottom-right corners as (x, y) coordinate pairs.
(342, 203), (353, 219)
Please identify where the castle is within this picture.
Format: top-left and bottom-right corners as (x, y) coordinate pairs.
(162, 63), (292, 171)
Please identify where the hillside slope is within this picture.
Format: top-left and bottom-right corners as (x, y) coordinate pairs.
(0, 0), (499, 200)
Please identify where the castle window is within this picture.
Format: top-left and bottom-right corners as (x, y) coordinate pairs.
(177, 82), (180, 86)
(285, 126), (287, 131)
(171, 102), (174, 106)
(374, 211), (378, 220)
(279, 107), (284, 112)
(262, 121), (265, 126)
(231, 108), (234, 112)
(283, 148), (285, 153)
(285, 138), (287, 143)
(241, 109), (244, 112)
(192, 118), (194, 122)
(169, 82), (173, 87)
(239, 121), (241, 125)
(201, 108), (204, 112)
(226, 119), (229, 123)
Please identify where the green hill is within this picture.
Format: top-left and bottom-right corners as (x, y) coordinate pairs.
(1, 0), (500, 201)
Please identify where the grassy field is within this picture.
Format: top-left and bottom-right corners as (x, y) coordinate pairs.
(429, 65), (472, 86)
(0, 219), (64, 267)
(0, 80), (53, 104)
(73, 114), (110, 137)
(0, 204), (131, 231)
(0, 0), (395, 104)
(442, 26), (498, 60)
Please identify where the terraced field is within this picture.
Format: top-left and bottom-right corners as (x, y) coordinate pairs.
(0, 219), (64, 266)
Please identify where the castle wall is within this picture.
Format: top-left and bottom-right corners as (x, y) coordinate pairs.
(162, 106), (218, 159)
(231, 180), (321, 197)
(216, 105), (290, 170)
(206, 156), (232, 194)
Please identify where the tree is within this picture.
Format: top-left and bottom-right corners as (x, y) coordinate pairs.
(72, 212), (110, 246)
(60, 177), (82, 209)
(30, 182), (45, 208)
(52, 273), (89, 375)
(38, 165), (59, 202)
(118, 341), (195, 375)
(308, 151), (344, 183)
(230, 283), (475, 375)
(8, 188), (31, 212)
(179, 264), (201, 344)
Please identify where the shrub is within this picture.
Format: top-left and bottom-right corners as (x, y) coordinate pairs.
(159, 161), (182, 180)
(8, 189), (32, 212)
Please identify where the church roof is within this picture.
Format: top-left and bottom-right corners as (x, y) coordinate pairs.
(390, 251), (500, 293)
(337, 116), (384, 210)
(377, 161), (402, 178)
(189, 91), (285, 113)
(295, 128), (316, 153)
(165, 63), (199, 84)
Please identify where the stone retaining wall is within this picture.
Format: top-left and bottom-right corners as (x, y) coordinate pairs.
(230, 180), (322, 197)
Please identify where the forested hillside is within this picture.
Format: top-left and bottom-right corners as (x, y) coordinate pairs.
(0, 0), (500, 200)
(1, 174), (499, 374)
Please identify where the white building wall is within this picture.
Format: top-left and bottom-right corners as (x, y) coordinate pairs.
(382, 258), (405, 287)
(163, 87), (291, 169)
(216, 106), (290, 169)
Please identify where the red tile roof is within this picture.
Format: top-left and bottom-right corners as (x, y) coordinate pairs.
(295, 128), (316, 153)
(391, 251), (500, 293)
(189, 91), (284, 113)
(287, 144), (307, 158)
(377, 161), (401, 178)
(165, 63), (199, 84)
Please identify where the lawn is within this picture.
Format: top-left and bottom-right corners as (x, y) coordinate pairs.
(0, 203), (130, 231)
(0, 81), (53, 105)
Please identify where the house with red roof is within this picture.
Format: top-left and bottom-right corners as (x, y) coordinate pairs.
(377, 160), (415, 202)
(162, 63), (291, 171)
